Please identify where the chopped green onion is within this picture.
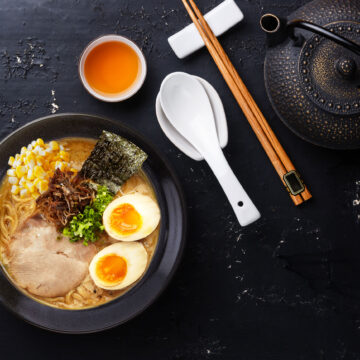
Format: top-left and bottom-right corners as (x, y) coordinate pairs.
(63, 185), (113, 245)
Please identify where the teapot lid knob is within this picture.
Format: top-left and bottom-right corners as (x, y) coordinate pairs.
(336, 57), (357, 79)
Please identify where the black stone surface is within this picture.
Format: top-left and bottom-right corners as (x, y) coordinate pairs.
(0, 0), (360, 359)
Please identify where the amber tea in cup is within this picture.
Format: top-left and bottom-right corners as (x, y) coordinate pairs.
(79, 35), (147, 102)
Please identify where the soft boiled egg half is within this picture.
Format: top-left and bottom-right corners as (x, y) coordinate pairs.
(89, 242), (148, 290)
(103, 193), (160, 241)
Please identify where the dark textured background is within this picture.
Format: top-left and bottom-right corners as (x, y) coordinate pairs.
(1, 0), (360, 359)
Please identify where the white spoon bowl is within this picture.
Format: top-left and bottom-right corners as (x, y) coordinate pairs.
(156, 73), (228, 161)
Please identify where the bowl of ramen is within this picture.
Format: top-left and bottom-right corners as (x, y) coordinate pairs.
(0, 113), (186, 333)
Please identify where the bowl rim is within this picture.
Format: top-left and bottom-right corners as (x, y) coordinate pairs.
(0, 113), (187, 333)
(78, 35), (147, 102)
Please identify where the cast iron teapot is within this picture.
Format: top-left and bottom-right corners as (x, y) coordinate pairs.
(261, 0), (360, 149)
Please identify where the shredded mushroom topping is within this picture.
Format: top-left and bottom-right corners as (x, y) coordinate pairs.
(36, 169), (95, 229)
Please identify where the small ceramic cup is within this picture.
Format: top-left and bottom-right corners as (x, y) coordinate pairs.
(78, 34), (147, 102)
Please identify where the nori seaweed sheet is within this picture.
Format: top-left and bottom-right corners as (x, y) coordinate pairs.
(79, 131), (148, 194)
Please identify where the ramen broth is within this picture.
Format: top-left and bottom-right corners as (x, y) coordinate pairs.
(0, 138), (159, 309)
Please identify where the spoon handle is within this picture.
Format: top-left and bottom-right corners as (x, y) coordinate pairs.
(203, 148), (261, 226)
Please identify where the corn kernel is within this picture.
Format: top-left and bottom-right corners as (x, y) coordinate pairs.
(59, 151), (70, 162)
(7, 169), (16, 177)
(27, 144), (33, 151)
(34, 166), (46, 178)
(15, 166), (27, 178)
(26, 182), (36, 193)
(20, 146), (27, 154)
(8, 177), (19, 185)
(37, 180), (48, 194)
(42, 159), (50, 169)
(20, 189), (28, 198)
(19, 177), (26, 186)
(11, 185), (20, 195)
(36, 138), (44, 146)
(8, 156), (15, 166)
(49, 141), (59, 151)
(34, 145), (45, 155)
(24, 152), (35, 163)
(27, 159), (35, 168)
(55, 161), (67, 171)
(27, 168), (35, 180)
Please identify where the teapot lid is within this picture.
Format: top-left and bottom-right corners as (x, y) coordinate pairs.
(299, 23), (360, 116)
(264, 0), (360, 149)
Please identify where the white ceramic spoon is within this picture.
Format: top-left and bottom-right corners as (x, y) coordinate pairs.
(160, 72), (260, 226)
(156, 73), (228, 161)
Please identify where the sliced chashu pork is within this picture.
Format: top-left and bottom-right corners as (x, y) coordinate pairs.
(8, 215), (96, 297)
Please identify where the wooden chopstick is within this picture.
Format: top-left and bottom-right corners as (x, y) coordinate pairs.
(183, 0), (303, 205)
(181, 0), (301, 205)
(187, 0), (312, 203)
(188, 1), (312, 202)
(181, 0), (311, 204)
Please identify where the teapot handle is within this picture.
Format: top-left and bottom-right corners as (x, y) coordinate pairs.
(287, 19), (360, 56)
(260, 14), (360, 56)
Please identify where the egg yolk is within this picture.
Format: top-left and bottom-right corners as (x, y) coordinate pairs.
(96, 254), (127, 284)
(110, 203), (142, 235)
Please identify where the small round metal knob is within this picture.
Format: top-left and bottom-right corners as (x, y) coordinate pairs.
(336, 57), (357, 79)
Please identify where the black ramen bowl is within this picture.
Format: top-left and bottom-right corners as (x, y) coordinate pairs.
(0, 113), (186, 333)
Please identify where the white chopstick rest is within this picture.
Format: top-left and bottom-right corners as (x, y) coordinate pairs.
(168, 0), (244, 59)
